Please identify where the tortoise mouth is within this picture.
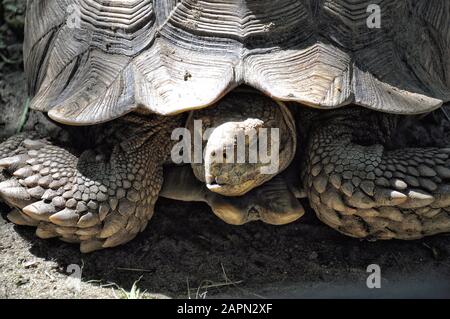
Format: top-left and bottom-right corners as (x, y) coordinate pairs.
(206, 178), (258, 197)
(206, 182), (224, 191)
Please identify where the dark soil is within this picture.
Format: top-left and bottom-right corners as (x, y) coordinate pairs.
(1, 184), (450, 298)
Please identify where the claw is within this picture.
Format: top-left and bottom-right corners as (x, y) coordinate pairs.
(399, 190), (435, 209)
(0, 182), (33, 208)
(0, 154), (30, 171)
(76, 225), (101, 236)
(98, 214), (127, 238)
(0, 179), (21, 190)
(80, 239), (104, 253)
(23, 201), (57, 221)
(13, 167), (34, 179)
(60, 236), (80, 244)
(77, 212), (100, 228)
(346, 190), (376, 209)
(35, 223), (58, 239)
(55, 226), (78, 236)
(7, 209), (39, 226)
(49, 209), (79, 227)
(102, 229), (134, 248)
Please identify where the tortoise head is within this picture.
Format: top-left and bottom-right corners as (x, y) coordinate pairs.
(188, 91), (297, 196)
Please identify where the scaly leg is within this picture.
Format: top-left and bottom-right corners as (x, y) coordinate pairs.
(0, 115), (181, 252)
(302, 108), (450, 239)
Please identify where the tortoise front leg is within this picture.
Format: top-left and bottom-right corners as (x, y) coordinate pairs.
(302, 109), (450, 239)
(0, 115), (181, 252)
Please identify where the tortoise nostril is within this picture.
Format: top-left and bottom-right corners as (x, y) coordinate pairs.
(214, 176), (227, 186)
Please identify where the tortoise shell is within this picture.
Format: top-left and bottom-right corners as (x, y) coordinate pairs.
(25, 0), (450, 125)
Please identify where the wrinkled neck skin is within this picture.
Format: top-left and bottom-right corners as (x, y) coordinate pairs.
(58, 113), (186, 159)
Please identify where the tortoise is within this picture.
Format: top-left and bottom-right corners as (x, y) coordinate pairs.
(0, 0), (450, 253)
